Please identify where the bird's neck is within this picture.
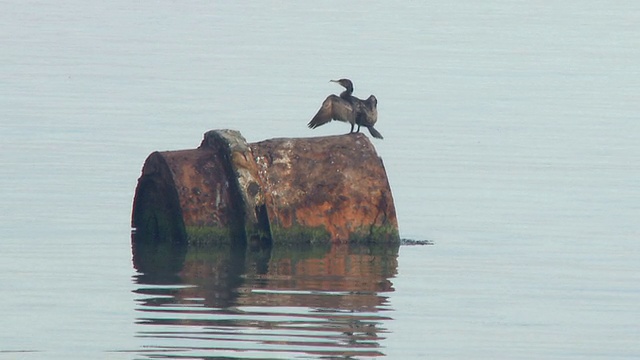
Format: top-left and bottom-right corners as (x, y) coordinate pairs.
(340, 87), (353, 99)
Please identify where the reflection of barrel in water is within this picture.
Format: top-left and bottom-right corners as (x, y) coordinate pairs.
(132, 242), (399, 358)
(132, 238), (250, 308)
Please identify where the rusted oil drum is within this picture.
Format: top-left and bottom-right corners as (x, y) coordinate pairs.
(132, 130), (399, 245)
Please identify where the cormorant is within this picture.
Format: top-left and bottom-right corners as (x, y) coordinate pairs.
(308, 79), (383, 139)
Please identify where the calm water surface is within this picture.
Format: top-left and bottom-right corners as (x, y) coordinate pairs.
(1, 1), (639, 359)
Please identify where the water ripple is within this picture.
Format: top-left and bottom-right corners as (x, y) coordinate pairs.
(131, 243), (398, 358)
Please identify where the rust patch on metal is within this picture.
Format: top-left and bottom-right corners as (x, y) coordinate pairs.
(251, 133), (398, 242)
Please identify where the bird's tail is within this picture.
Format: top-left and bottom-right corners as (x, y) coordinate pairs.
(367, 126), (384, 139)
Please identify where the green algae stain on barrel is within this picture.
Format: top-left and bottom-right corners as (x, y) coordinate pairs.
(132, 129), (400, 245)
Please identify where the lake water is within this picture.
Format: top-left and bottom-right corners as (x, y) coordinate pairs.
(1, 1), (639, 359)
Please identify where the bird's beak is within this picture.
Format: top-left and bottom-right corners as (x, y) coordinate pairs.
(329, 79), (338, 83)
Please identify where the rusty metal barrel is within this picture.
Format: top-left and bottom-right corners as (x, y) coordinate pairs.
(132, 129), (399, 245)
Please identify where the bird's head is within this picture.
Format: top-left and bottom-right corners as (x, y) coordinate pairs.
(330, 78), (354, 92)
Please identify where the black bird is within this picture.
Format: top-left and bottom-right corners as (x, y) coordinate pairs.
(308, 79), (383, 139)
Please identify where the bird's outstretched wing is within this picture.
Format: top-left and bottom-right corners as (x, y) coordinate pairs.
(355, 95), (383, 139)
(308, 95), (354, 129)
(360, 95), (378, 126)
